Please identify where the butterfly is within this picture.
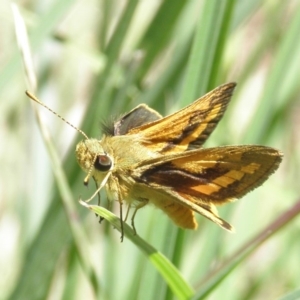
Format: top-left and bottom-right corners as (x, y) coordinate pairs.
(27, 83), (282, 241)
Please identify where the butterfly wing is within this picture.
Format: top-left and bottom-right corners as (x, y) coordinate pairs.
(128, 83), (236, 153)
(115, 104), (162, 135)
(133, 145), (282, 230)
(101, 104), (162, 136)
(138, 145), (282, 202)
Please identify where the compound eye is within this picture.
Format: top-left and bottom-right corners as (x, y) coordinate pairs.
(94, 154), (112, 171)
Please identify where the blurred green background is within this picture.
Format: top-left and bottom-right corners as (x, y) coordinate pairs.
(1, 0), (300, 299)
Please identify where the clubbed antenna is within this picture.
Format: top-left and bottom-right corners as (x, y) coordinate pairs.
(26, 91), (89, 140)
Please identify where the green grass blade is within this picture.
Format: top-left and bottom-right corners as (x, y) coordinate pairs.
(81, 202), (195, 300)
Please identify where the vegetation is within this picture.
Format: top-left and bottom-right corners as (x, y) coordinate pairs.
(1, 1), (300, 299)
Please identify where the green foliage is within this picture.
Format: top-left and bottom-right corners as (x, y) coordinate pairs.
(1, 0), (300, 299)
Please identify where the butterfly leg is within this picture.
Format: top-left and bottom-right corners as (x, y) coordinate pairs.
(131, 198), (149, 235)
(119, 199), (124, 242)
(124, 204), (132, 222)
(93, 177), (105, 223)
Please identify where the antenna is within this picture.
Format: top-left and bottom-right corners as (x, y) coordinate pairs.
(26, 91), (89, 140)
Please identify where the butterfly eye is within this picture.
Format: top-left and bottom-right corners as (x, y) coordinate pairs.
(94, 154), (112, 171)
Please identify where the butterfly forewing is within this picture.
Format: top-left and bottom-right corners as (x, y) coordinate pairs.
(128, 83), (236, 154)
(130, 145), (282, 231)
(137, 145), (282, 203)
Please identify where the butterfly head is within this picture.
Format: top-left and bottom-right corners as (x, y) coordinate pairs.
(76, 139), (114, 185)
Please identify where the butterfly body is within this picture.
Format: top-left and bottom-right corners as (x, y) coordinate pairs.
(74, 83), (282, 234)
(76, 134), (200, 229)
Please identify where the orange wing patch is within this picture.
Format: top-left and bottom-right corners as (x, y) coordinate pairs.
(191, 183), (221, 195)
